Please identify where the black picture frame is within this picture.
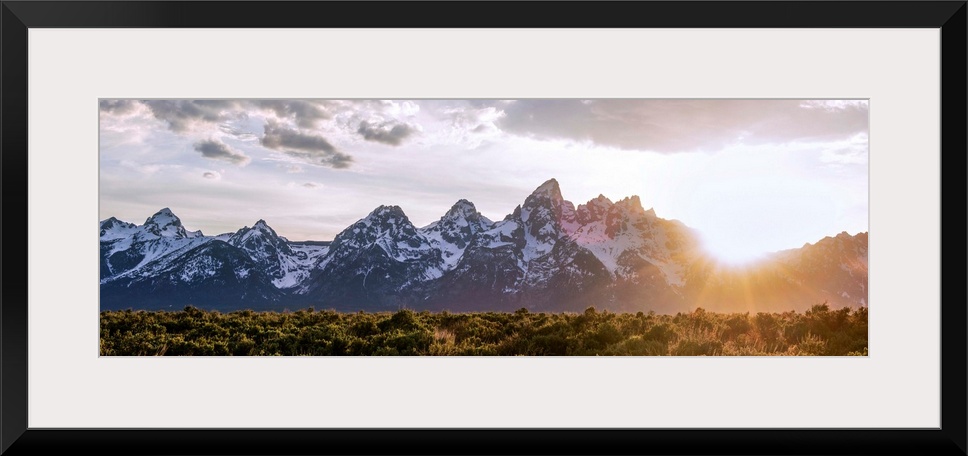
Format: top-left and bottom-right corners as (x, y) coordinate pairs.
(2, 2), (965, 455)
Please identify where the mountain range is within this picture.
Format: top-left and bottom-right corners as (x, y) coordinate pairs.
(99, 179), (868, 313)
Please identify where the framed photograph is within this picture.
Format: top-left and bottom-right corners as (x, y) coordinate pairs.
(2, 1), (965, 455)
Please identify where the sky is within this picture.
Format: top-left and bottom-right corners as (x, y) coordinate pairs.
(99, 99), (868, 264)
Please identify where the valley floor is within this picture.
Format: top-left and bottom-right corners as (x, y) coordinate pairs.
(100, 304), (868, 356)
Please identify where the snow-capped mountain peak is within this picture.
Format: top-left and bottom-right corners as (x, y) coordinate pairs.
(322, 205), (437, 267)
(368, 205), (406, 221)
(145, 207), (178, 224)
(253, 219), (272, 229)
(445, 199), (481, 220)
(227, 219), (286, 240)
(515, 179), (574, 262)
(224, 219), (327, 289)
(420, 199), (494, 270)
(229, 220), (285, 246)
(99, 217), (138, 240)
(142, 207), (191, 239)
(529, 178), (564, 202)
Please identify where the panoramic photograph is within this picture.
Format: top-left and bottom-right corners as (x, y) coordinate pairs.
(99, 99), (868, 356)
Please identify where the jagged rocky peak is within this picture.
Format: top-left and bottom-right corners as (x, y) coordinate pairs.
(231, 219), (282, 242)
(812, 231), (864, 247)
(824, 231), (868, 251)
(253, 219), (271, 229)
(336, 204), (422, 245)
(100, 216), (134, 231)
(530, 178), (563, 201)
(100, 216), (119, 228)
(431, 200), (486, 227)
(251, 219), (279, 236)
(613, 195), (652, 217)
(576, 194), (614, 224)
(142, 207), (190, 238)
(99, 216), (139, 240)
(446, 199), (479, 218)
(522, 178), (567, 220)
(419, 199), (495, 269)
(368, 204), (408, 222)
(835, 231), (853, 240)
(145, 207), (180, 225)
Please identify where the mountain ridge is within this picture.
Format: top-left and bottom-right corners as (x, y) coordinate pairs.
(100, 181), (868, 313)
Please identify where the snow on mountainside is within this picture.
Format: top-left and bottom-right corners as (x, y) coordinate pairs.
(315, 205), (442, 276)
(420, 178), (691, 312)
(141, 208), (200, 239)
(518, 178), (568, 263)
(295, 205), (445, 309)
(100, 210), (322, 290)
(226, 220), (327, 289)
(100, 241), (285, 311)
(419, 199), (494, 270)
(100, 209), (211, 280)
(99, 217), (139, 240)
(566, 195), (699, 287)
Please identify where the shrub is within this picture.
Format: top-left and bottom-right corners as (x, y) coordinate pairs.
(99, 305), (867, 356)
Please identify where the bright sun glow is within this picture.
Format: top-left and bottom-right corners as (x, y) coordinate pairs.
(699, 232), (772, 265)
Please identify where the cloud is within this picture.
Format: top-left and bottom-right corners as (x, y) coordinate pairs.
(357, 121), (416, 146)
(260, 121), (353, 169)
(111, 100), (339, 134)
(256, 100), (334, 129)
(381, 100), (420, 117)
(302, 182), (321, 189)
(99, 99), (140, 116)
(202, 171), (221, 180)
(193, 139), (251, 165)
(142, 100), (242, 133)
(494, 99), (869, 153)
(284, 164), (304, 174)
(434, 104), (506, 147)
(446, 105), (505, 132)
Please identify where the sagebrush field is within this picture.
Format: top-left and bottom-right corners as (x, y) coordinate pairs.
(99, 303), (867, 356)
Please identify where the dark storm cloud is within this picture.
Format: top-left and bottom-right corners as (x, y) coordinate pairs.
(255, 100), (335, 129)
(260, 121), (353, 169)
(99, 99), (140, 115)
(193, 139), (251, 165)
(495, 99), (869, 153)
(142, 100), (242, 133)
(357, 121), (416, 146)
